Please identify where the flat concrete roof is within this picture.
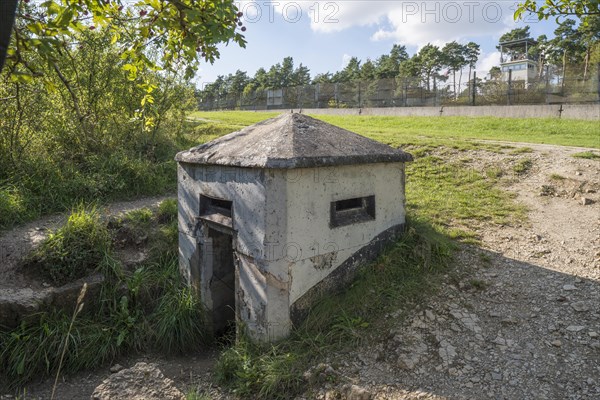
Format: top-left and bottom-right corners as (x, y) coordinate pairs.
(176, 113), (413, 168)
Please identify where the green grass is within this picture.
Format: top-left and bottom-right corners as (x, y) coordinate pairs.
(24, 205), (112, 285)
(572, 151), (600, 160)
(190, 111), (599, 149)
(513, 158), (533, 175)
(407, 153), (525, 232)
(510, 147), (534, 154)
(550, 173), (565, 181)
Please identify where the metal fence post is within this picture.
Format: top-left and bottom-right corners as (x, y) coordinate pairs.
(597, 63), (600, 103)
(471, 71), (476, 106)
(545, 65), (550, 104)
(507, 69), (512, 106)
(358, 81), (362, 108)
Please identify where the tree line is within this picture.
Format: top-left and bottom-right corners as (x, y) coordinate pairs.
(199, 16), (600, 101)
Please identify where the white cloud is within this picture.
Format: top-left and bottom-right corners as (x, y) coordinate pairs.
(476, 51), (501, 78)
(370, 1), (519, 48)
(340, 53), (352, 69)
(235, 1), (527, 49)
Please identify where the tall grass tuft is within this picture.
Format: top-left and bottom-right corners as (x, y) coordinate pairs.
(51, 283), (88, 400)
(151, 284), (208, 353)
(25, 204), (112, 285)
(0, 202), (198, 389)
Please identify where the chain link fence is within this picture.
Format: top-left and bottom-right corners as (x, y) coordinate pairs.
(198, 65), (600, 111)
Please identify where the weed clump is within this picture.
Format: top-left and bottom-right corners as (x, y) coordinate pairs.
(157, 198), (178, 223)
(26, 205), (111, 285)
(572, 151), (600, 160)
(513, 158), (533, 175)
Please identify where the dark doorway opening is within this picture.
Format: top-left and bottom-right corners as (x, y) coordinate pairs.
(208, 227), (236, 337)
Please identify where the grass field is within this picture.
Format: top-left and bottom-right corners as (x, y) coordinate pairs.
(190, 111), (600, 149)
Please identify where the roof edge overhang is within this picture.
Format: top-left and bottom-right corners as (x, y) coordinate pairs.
(175, 153), (414, 168)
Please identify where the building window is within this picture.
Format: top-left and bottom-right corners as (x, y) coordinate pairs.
(330, 196), (375, 228)
(200, 195), (233, 227)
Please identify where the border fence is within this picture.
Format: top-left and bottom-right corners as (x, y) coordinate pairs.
(198, 66), (600, 111)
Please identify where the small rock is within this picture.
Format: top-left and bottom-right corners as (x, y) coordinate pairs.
(581, 197), (593, 206)
(346, 384), (372, 400)
(566, 325), (585, 332)
(109, 364), (123, 373)
(586, 189), (597, 194)
(491, 372), (502, 381)
(398, 354), (417, 370)
(425, 310), (435, 321)
(551, 340), (562, 347)
(42, 282), (51, 288)
(91, 362), (184, 400)
(589, 331), (598, 338)
(562, 284), (577, 291)
(571, 302), (589, 312)
(575, 171), (582, 176)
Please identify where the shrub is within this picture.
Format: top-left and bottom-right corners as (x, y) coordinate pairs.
(26, 205), (111, 285)
(157, 198), (178, 223)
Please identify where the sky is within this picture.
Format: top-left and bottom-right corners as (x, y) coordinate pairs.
(194, 1), (563, 88)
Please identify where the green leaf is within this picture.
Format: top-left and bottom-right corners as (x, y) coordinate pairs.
(55, 8), (75, 28)
(10, 72), (34, 84)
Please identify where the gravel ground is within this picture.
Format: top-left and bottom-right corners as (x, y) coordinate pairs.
(307, 143), (600, 400)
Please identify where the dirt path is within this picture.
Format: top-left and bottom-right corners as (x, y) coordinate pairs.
(2, 142), (599, 399)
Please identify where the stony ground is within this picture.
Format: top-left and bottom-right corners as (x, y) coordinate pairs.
(306, 143), (600, 400)
(1, 143), (598, 399)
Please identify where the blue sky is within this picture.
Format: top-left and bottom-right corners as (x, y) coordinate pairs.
(194, 1), (562, 88)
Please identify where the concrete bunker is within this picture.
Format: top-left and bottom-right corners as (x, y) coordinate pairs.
(176, 113), (413, 341)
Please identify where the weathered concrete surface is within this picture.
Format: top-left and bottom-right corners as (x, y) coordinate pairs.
(176, 113), (413, 167)
(290, 223), (406, 325)
(0, 275), (103, 329)
(177, 114), (412, 341)
(289, 104), (600, 120)
(281, 163), (407, 306)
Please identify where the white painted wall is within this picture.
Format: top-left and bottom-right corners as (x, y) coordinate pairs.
(274, 163), (406, 305)
(178, 161), (407, 341)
